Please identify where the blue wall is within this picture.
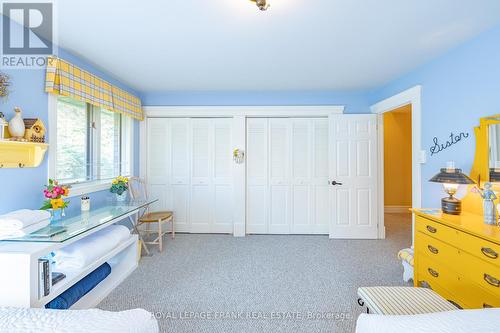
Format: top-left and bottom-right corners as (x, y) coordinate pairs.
(368, 24), (500, 207)
(0, 21), (142, 215)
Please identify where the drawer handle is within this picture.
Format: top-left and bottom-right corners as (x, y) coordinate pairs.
(427, 245), (439, 254)
(484, 274), (500, 287)
(426, 225), (437, 233)
(481, 247), (499, 259)
(483, 303), (494, 308)
(428, 268), (439, 278)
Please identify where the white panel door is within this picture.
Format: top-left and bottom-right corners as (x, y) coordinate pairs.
(290, 119), (311, 234)
(329, 114), (378, 239)
(246, 118), (269, 234)
(190, 119), (212, 233)
(311, 119), (330, 234)
(268, 118), (291, 234)
(169, 118), (190, 232)
(147, 118), (170, 212)
(212, 118), (233, 233)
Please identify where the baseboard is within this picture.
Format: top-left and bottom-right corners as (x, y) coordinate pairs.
(385, 206), (411, 214)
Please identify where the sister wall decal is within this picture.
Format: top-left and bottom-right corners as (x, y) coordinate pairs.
(430, 132), (469, 156)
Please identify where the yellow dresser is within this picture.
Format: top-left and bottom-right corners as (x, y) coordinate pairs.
(413, 209), (500, 309)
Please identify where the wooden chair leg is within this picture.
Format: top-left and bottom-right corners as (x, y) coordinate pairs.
(171, 216), (175, 239)
(158, 219), (163, 252)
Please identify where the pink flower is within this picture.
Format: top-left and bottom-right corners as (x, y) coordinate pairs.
(51, 192), (58, 199)
(45, 192), (52, 198)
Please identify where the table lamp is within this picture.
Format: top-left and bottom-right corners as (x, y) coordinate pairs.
(429, 162), (476, 215)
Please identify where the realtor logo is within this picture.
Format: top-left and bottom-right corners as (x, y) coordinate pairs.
(1, 1), (55, 68)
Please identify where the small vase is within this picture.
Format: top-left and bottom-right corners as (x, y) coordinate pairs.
(8, 107), (25, 138)
(49, 208), (65, 222)
(116, 192), (127, 202)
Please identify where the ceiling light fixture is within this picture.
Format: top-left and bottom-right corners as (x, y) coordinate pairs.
(250, 0), (270, 11)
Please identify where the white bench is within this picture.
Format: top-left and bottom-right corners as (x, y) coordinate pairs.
(357, 287), (458, 315)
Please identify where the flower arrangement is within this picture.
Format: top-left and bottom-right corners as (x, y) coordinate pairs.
(110, 176), (129, 195)
(40, 179), (70, 210)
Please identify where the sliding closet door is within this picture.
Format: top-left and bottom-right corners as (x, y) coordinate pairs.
(212, 119), (233, 233)
(268, 119), (291, 234)
(311, 119), (330, 234)
(246, 117), (329, 234)
(290, 119), (311, 234)
(190, 118), (234, 233)
(147, 118), (170, 212)
(190, 119), (212, 233)
(169, 118), (190, 232)
(146, 117), (233, 234)
(246, 118), (269, 234)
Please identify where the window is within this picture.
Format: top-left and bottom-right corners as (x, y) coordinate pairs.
(53, 96), (132, 188)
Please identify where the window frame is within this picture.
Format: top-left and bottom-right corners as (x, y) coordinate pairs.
(48, 94), (134, 197)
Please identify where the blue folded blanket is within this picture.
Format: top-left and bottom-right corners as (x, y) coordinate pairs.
(46, 262), (111, 309)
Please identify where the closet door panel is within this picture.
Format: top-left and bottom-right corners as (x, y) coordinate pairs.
(190, 119), (212, 232)
(246, 118), (268, 233)
(291, 119), (311, 233)
(212, 119), (233, 233)
(268, 119), (290, 234)
(312, 119), (329, 233)
(147, 119), (170, 211)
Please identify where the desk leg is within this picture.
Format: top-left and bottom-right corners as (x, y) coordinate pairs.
(128, 215), (150, 256)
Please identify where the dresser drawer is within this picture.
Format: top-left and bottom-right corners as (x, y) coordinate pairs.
(415, 216), (459, 247)
(461, 251), (500, 297)
(417, 252), (461, 293)
(457, 231), (500, 266)
(459, 277), (500, 309)
(415, 231), (460, 270)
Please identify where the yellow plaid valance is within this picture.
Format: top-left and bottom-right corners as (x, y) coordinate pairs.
(45, 56), (143, 120)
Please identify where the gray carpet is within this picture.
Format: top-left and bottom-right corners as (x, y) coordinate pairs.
(99, 213), (412, 333)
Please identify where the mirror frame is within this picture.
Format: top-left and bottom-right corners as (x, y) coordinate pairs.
(471, 115), (500, 184)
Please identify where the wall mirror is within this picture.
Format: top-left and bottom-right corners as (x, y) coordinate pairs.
(472, 115), (500, 184)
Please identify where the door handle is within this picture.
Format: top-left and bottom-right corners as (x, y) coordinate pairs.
(330, 181), (343, 186)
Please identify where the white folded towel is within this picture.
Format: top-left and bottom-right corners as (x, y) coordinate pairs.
(0, 219), (50, 240)
(53, 225), (130, 271)
(0, 209), (51, 231)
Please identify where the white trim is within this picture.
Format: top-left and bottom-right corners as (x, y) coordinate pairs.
(384, 206), (412, 214)
(66, 180), (112, 198)
(370, 85), (423, 244)
(144, 105), (344, 118)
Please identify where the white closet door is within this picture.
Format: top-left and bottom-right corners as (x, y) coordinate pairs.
(268, 118), (290, 234)
(190, 119), (212, 233)
(212, 118), (233, 233)
(290, 119), (311, 234)
(311, 119), (330, 234)
(147, 118), (170, 212)
(246, 118), (269, 233)
(170, 118), (190, 232)
(329, 114), (378, 239)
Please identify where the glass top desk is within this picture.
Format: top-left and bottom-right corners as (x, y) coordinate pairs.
(4, 199), (157, 243)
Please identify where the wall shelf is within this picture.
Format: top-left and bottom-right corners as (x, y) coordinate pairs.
(0, 140), (48, 168)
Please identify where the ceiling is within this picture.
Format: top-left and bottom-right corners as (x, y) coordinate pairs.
(55, 0), (500, 92)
